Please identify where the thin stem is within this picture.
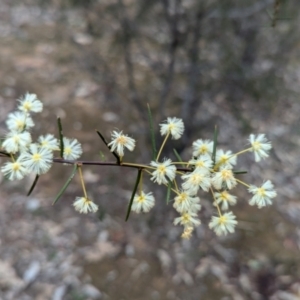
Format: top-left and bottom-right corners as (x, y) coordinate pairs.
(78, 165), (88, 198)
(122, 162), (153, 169)
(173, 179), (179, 193)
(171, 187), (178, 194)
(10, 154), (15, 162)
(215, 202), (222, 217)
(210, 187), (222, 217)
(236, 178), (250, 188)
(214, 147), (253, 170)
(233, 147), (253, 157)
(156, 132), (170, 161)
(139, 171), (143, 193)
(176, 171), (185, 175)
(163, 182), (177, 194)
(144, 169), (153, 176)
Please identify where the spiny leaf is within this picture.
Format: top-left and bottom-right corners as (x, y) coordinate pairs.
(212, 125), (218, 166)
(57, 117), (64, 159)
(27, 174), (40, 196)
(233, 170), (247, 175)
(147, 104), (157, 160)
(173, 149), (185, 165)
(125, 169), (142, 221)
(52, 164), (78, 205)
(96, 130), (120, 164)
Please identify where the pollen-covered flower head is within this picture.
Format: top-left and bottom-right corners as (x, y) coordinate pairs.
(1, 158), (28, 181)
(18, 93), (43, 113)
(192, 139), (213, 157)
(188, 155), (212, 173)
(174, 211), (201, 228)
(181, 169), (211, 194)
(63, 137), (82, 160)
(38, 134), (59, 151)
(173, 191), (201, 214)
(73, 196), (98, 214)
(212, 167), (237, 190)
(131, 191), (155, 213)
(249, 134), (272, 162)
(248, 180), (277, 208)
(2, 131), (32, 154)
(160, 117), (184, 140)
(20, 143), (53, 175)
(209, 212), (237, 236)
(215, 149), (237, 168)
(214, 191), (237, 211)
(107, 131), (135, 157)
(150, 159), (176, 185)
(6, 111), (34, 132)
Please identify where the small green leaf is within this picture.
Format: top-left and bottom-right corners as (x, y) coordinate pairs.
(27, 174), (40, 196)
(53, 164), (78, 205)
(96, 130), (120, 164)
(125, 169), (142, 221)
(57, 117), (64, 158)
(96, 130), (109, 146)
(212, 125), (218, 166)
(99, 151), (106, 161)
(173, 149), (185, 165)
(147, 104), (157, 160)
(166, 181), (172, 204)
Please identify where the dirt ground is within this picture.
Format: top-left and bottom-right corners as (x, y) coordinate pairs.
(1, 2), (300, 300)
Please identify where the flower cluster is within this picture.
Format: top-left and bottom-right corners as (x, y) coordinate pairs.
(0, 94), (96, 212)
(103, 115), (275, 238)
(1, 93), (83, 179)
(1, 94), (277, 239)
(123, 117), (276, 238)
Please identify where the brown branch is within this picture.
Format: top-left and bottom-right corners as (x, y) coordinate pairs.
(53, 158), (192, 172)
(0, 151), (193, 172)
(0, 151), (10, 158)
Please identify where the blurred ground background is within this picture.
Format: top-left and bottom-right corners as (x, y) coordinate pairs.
(1, 0), (300, 299)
